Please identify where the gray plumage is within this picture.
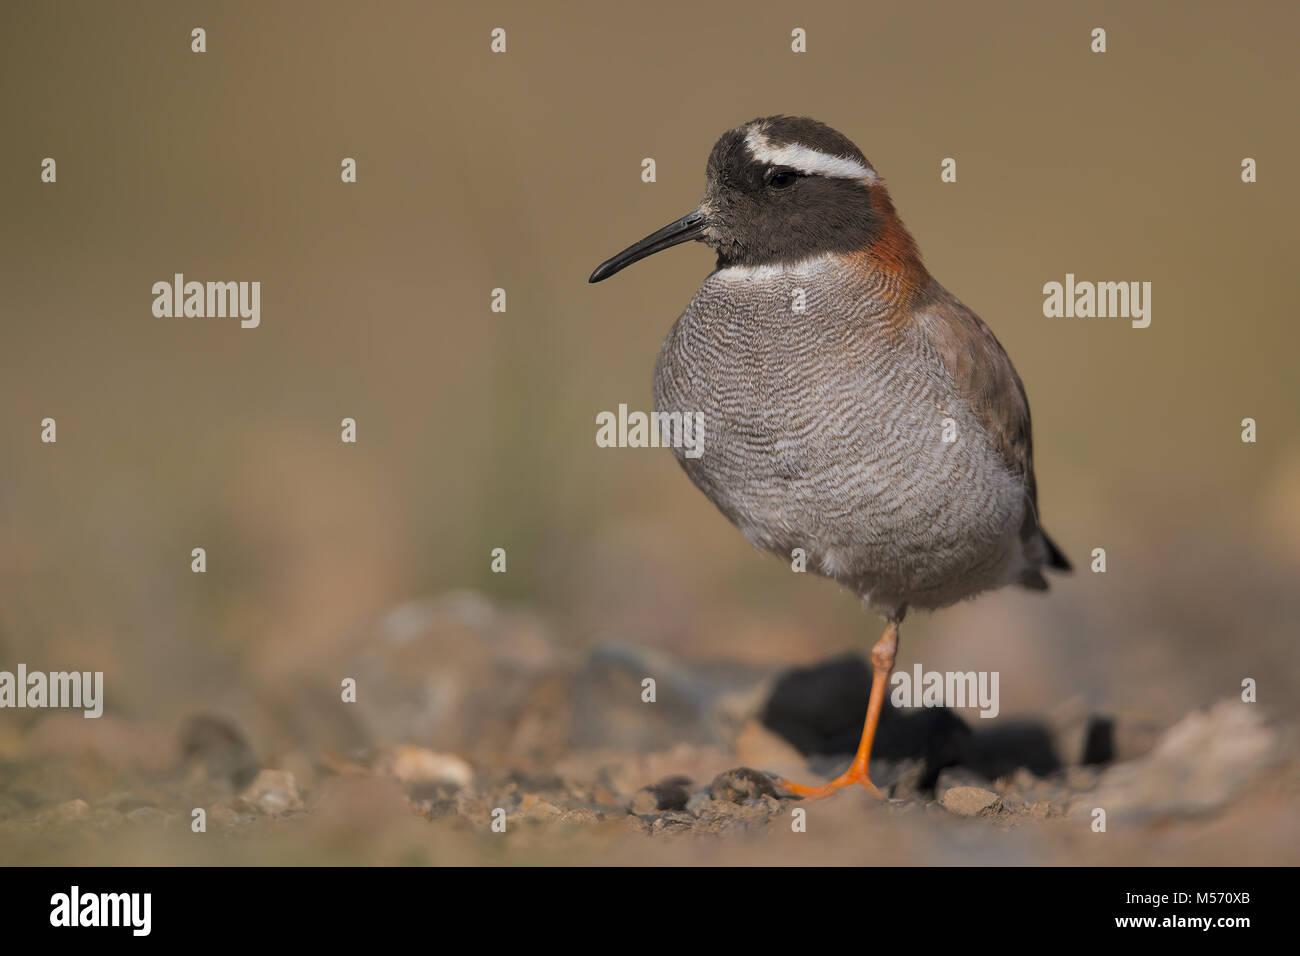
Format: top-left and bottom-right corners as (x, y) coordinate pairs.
(655, 259), (1044, 618)
(593, 115), (1070, 624)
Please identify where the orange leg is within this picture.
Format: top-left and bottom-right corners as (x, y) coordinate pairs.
(777, 619), (899, 800)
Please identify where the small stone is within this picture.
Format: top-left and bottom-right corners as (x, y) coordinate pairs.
(389, 746), (474, 790)
(709, 767), (779, 805)
(940, 786), (1000, 817)
(239, 768), (303, 814)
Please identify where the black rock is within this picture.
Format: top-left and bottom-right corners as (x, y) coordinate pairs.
(760, 654), (970, 788)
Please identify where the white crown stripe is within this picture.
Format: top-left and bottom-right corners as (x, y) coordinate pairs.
(744, 129), (877, 182)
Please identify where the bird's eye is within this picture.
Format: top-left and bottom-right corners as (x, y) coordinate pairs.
(767, 168), (798, 189)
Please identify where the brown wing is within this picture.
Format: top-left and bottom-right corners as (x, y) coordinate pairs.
(913, 280), (1052, 566)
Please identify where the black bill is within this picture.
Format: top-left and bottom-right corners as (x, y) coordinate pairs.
(588, 209), (707, 283)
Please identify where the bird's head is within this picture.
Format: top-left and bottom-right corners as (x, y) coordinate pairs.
(589, 116), (920, 283)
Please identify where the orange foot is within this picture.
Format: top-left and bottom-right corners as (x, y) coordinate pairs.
(775, 769), (887, 801)
(777, 619), (901, 803)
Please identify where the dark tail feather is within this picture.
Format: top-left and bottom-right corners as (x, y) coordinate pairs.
(1018, 568), (1050, 590)
(1042, 530), (1071, 572)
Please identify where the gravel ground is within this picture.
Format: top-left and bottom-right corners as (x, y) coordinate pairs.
(1, 594), (1295, 865)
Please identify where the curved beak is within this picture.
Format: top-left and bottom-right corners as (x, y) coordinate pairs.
(588, 208), (708, 283)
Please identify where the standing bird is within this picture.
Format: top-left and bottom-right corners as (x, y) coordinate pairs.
(589, 116), (1070, 799)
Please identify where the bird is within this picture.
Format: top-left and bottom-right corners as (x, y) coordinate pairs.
(588, 116), (1070, 799)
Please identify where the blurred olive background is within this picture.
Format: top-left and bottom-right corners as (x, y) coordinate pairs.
(2, 0), (1297, 764)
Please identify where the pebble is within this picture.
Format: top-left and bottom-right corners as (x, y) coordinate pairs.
(390, 746), (474, 789)
(239, 769), (303, 814)
(940, 786), (1000, 817)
